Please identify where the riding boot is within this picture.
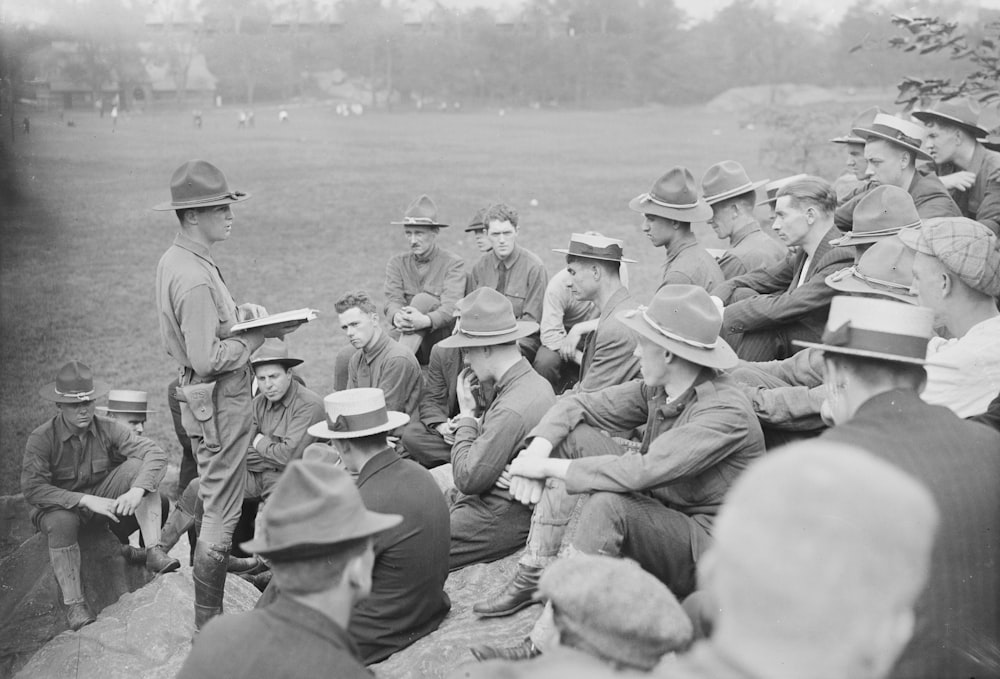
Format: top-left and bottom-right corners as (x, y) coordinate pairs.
(192, 539), (230, 630)
(472, 564), (544, 617)
(49, 544), (96, 631)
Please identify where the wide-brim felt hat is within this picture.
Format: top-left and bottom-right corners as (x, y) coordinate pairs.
(794, 296), (934, 365)
(464, 207), (488, 232)
(617, 285), (737, 370)
(830, 106), (884, 145)
(825, 237), (918, 305)
(757, 174), (810, 207)
(438, 287), (539, 349)
(250, 337), (304, 369)
(912, 97), (989, 139)
(984, 131), (1000, 152)
(700, 160), (768, 205)
(390, 194), (448, 227)
(241, 459), (402, 560)
(40, 361), (109, 404)
(152, 160), (251, 211)
(629, 167), (713, 223)
(553, 232), (637, 263)
(96, 389), (154, 415)
(829, 184), (921, 247)
(308, 388), (410, 439)
(852, 113), (933, 162)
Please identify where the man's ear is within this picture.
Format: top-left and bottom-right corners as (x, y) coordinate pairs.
(939, 271), (954, 299)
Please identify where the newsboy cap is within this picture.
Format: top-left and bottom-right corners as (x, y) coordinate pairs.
(897, 217), (1000, 297)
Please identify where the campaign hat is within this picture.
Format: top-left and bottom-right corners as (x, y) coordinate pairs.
(829, 106), (883, 145)
(390, 194), (448, 227)
(629, 167), (713, 223)
(437, 287), (539, 349)
(96, 389), (154, 417)
(39, 361), (109, 404)
(152, 160), (250, 211)
(912, 97), (989, 139)
(757, 173), (809, 207)
(464, 207), (488, 232)
(308, 388), (410, 439)
(617, 285), (737, 370)
(250, 337), (304, 370)
(825, 237), (918, 304)
(241, 459), (401, 561)
(552, 232), (636, 263)
(852, 113), (933, 161)
(829, 185), (921, 247)
(700, 160), (768, 205)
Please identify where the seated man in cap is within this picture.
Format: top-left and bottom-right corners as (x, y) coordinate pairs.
(532, 267), (599, 392)
(810, 296), (1000, 679)
(177, 460), (401, 679)
(701, 160), (786, 279)
(398, 343), (471, 469)
(835, 113), (960, 231)
(21, 361), (169, 630)
(670, 441), (939, 679)
(713, 176), (853, 362)
(471, 286), (764, 659)
(465, 206), (492, 254)
(468, 203), (548, 362)
(383, 194), (466, 362)
(459, 554), (692, 677)
(915, 97), (1000, 235)
(630, 167), (724, 292)
(436, 287), (556, 569)
(96, 390), (154, 435)
(335, 290), (422, 418)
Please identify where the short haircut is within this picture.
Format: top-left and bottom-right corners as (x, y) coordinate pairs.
(776, 176), (837, 216)
(270, 536), (370, 595)
(566, 255), (620, 278)
(926, 118), (973, 142)
(823, 352), (927, 392)
(334, 290), (377, 315)
(484, 203), (519, 229)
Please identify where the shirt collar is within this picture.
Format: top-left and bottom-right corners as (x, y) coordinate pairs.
(413, 243), (438, 264)
(264, 378), (299, 411)
(54, 412), (96, 442)
(172, 232), (215, 265)
(665, 238), (697, 262)
(729, 221), (762, 247)
(493, 245), (522, 270)
(357, 447), (401, 486)
(494, 357), (533, 393)
(362, 330), (390, 362)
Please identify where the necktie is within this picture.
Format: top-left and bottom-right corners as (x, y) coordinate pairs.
(496, 263), (508, 295)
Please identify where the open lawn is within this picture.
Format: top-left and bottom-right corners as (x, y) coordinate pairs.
(0, 103), (770, 495)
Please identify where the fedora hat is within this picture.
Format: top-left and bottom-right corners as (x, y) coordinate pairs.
(794, 296), (933, 365)
(852, 113), (933, 161)
(617, 285), (737, 370)
(96, 389), (154, 416)
(829, 106), (884, 145)
(912, 97), (989, 139)
(152, 160), (250, 211)
(39, 361), (109, 404)
(700, 160), (768, 205)
(390, 194), (448, 228)
(553, 232), (637, 263)
(308, 388), (410, 439)
(464, 206), (488, 232)
(830, 185), (921, 247)
(825, 237), (918, 304)
(437, 287), (539, 349)
(757, 173), (809, 207)
(241, 459), (402, 561)
(629, 167), (713, 223)
(250, 337), (304, 370)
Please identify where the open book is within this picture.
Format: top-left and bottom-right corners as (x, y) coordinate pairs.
(231, 308), (319, 333)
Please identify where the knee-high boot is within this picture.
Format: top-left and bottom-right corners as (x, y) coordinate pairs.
(192, 539), (230, 630)
(143, 503), (195, 574)
(49, 544), (96, 630)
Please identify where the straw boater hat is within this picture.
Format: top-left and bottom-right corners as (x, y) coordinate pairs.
(757, 173), (809, 207)
(390, 194), (448, 228)
(96, 390), (154, 417)
(829, 106), (883, 145)
(250, 337), (304, 370)
(240, 459), (401, 561)
(852, 113), (933, 162)
(437, 287), (539, 349)
(152, 160), (251, 211)
(629, 167), (713, 223)
(464, 207), (488, 232)
(553, 232), (636, 263)
(825, 237), (918, 305)
(617, 285), (738, 370)
(307, 388), (410, 439)
(700, 160), (768, 206)
(794, 296), (934, 365)
(911, 97), (989, 139)
(39, 361), (108, 404)
(829, 185), (921, 247)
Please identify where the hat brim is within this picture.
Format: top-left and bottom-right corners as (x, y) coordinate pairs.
(307, 410), (410, 439)
(389, 221), (449, 228)
(464, 225), (485, 232)
(552, 248), (637, 264)
(437, 320), (539, 349)
(824, 268), (918, 305)
(829, 134), (866, 145)
(96, 407), (154, 415)
(617, 311), (737, 370)
(152, 192), (252, 211)
(984, 136), (1000, 152)
(628, 193), (713, 223)
(241, 510), (403, 559)
(792, 340), (929, 365)
(851, 126), (933, 161)
(702, 178), (769, 206)
(39, 382), (109, 404)
(829, 230), (909, 247)
(250, 357), (304, 370)
(911, 110), (988, 140)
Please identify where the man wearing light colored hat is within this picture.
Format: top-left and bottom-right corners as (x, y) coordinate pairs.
(757, 173), (809, 225)
(630, 166), (725, 292)
(176, 459), (401, 679)
(435, 287), (556, 568)
(829, 106), (882, 202)
(834, 113), (959, 231)
(154, 159), (305, 630)
(806, 296), (1000, 679)
(21, 362), (170, 630)
(914, 97), (1000, 235)
(471, 286), (764, 657)
(384, 194), (466, 361)
(96, 390), (154, 435)
(701, 160), (786, 279)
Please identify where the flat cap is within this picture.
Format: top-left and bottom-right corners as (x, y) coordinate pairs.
(898, 217), (1000, 297)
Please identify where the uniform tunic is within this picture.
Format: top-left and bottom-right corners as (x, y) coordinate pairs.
(383, 244), (466, 333)
(717, 223), (787, 279)
(347, 331), (422, 417)
(660, 239), (725, 293)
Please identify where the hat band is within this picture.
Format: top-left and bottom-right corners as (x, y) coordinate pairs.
(822, 321), (927, 359)
(630, 307), (718, 349)
(171, 190), (245, 206)
(851, 268), (913, 293)
(459, 323), (519, 337)
(644, 193), (700, 210)
(868, 124), (922, 149)
(402, 217), (436, 224)
(567, 241), (624, 260)
(108, 399), (146, 411)
(55, 387), (95, 400)
(327, 407), (388, 432)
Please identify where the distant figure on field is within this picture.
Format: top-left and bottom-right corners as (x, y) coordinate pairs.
(192, 110), (202, 128)
(22, 117), (29, 135)
(237, 110), (247, 129)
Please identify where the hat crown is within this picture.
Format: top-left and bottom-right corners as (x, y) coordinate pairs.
(852, 185), (921, 235)
(400, 194), (440, 225)
(642, 285), (722, 347)
(701, 160), (759, 202)
(865, 114), (926, 143)
(853, 237), (917, 293)
(648, 167), (702, 209)
(252, 337), (291, 363)
(105, 389), (149, 412)
(560, 232), (628, 262)
(822, 296), (934, 360)
(466, 206), (487, 230)
(169, 160), (236, 206)
(920, 217), (1000, 297)
(55, 361), (97, 399)
(917, 97), (983, 130)
(321, 388), (391, 436)
(455, 287), (520, 337)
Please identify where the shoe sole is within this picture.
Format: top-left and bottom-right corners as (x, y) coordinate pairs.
(473, 597), (541, 618)
(149, 560), (181, 576)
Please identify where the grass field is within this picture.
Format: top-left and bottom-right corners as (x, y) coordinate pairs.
(0, 103), (770, 496)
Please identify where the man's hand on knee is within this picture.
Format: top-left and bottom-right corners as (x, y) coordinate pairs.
(78, 494), (120, 522)
(508, 475), (545, 505)
(113, 487), (146, 516)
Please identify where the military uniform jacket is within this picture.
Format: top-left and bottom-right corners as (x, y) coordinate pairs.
(246, 380), (326, 472)
(383, 244), (466, 331)
(348, 331), (422, 416)
(660, 239), (724, 293)
(718, 223), (787, 279)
